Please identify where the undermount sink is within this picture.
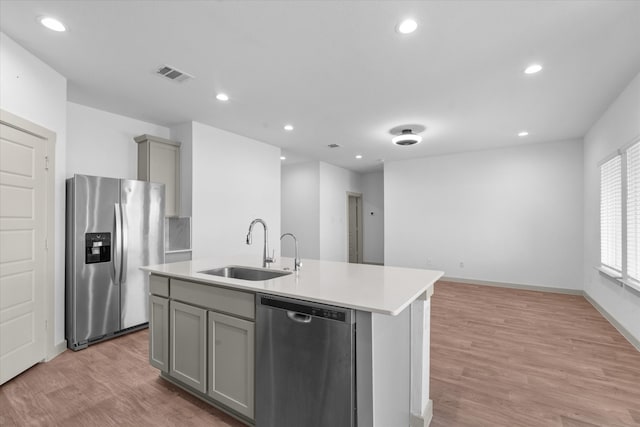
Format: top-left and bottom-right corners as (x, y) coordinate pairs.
(199, 265), (292, 281)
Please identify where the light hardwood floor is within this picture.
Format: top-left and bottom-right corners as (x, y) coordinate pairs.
(431, 281), (640, 427)
(1, 281), (639, 426)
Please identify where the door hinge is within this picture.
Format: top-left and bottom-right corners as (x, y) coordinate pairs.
(45, 238), (48, 250)
(45, 320), (48, 330)
(44, 156), (49, 170)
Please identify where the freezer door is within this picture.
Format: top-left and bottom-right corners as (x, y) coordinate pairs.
(69, 175), (121, 345)
(120, 179), (165, 329)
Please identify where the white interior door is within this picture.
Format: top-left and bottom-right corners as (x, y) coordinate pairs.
(0, 122), (46, 384)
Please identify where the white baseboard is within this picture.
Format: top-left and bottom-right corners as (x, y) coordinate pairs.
(410, 400), (433, 427)
(441, 276), (583, 295)
(584, 292), (640, 352)
(46, 340), (67, 361)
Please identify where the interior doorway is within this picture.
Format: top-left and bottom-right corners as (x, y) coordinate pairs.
(0, 109), (56, 385)
(347, 192), (363, 263)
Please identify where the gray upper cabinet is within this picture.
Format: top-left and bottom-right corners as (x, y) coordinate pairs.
(135, 134), (181, 217)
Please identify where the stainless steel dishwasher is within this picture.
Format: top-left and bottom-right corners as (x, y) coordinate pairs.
(256, 293), (356, 427)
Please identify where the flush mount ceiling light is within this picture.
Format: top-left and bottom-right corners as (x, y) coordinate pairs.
(355, 155), (363, 159)
(524, 64), (543, 74)
(39, 16), (66, 32)
(216, 93), (229, 101)
(390, 124), (426, 146)
(397, 19), (418, 34)
(392, 130), (422, 146)
(518, 131), (529, 137)
(280, 156), (286, 160)
(284, 124), (294, 131)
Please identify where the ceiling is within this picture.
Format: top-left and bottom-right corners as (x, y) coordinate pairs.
(1, 1), (639, 173)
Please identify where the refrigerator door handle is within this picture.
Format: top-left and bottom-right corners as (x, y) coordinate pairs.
(114, 203), (122, 285)
(121, 204), (129, 284)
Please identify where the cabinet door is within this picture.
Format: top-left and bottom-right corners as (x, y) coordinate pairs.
(149, 295), (169, 372)
(208, 311), (255, 419)
(149, 142), (180, 217)
(170, 300), (206, 393)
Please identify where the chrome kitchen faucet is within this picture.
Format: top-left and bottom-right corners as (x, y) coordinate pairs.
(246, 218), (275, 268)
(280, 233), (301, 272)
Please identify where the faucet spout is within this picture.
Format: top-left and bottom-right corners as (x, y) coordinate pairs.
(246, 218), (274, 268)
(280, 233), (301, 272)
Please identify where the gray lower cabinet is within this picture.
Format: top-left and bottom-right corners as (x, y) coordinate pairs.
(207, 311), (255, 419)
(149, 295), (169, 372)
(149, 274), (255, 423)
(169, 300), (207, 393)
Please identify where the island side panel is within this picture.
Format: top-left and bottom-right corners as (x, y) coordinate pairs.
(410, 290), (433, 427)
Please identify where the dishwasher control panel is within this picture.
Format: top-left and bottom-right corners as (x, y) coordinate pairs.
(259, 295), (348, 322)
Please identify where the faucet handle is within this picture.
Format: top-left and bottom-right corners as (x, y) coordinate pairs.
(265, 249), (276, 264)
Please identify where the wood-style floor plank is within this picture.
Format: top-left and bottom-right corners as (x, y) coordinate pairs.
(0, 330), (244, 427)
(430, 281), (640, 427)
(1, 281), (639, 426)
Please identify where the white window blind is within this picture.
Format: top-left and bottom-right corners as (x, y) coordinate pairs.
(600, 155), (622, 271)
(627, 142), (640, 281)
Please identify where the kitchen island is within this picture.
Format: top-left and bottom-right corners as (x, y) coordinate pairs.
(141, 256), (442, 427)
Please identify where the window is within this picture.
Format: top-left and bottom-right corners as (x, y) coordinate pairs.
(627, 142), (640, 281)
(600, 139), (640, 287)
(600, 155), (622, 271)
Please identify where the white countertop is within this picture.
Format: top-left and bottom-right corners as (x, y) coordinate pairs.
(141, 256), (443, 315)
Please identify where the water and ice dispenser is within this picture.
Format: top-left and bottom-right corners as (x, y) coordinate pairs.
(85, 233), (111, 264)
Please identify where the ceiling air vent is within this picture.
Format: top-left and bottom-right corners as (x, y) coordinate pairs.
(155, 64), (194, 83)
(328, 144), (340, 148)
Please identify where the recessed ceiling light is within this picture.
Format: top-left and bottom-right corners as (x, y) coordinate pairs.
(518, 131), (529, 137)
(280, 156), (286, 160)
(216, 93), (229, 101)
(524, 64), (542, 74)
(355, 155), (363, 159)
(397, 19), (418, 34)
(40, 17), (66, 32)
(284, 124), (294, 131)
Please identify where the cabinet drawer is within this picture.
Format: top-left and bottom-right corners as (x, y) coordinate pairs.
(171, 279), (255, 320)
(150, 274), (169, 297)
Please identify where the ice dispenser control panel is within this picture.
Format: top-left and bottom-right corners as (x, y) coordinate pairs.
(85, 233), (111, 264)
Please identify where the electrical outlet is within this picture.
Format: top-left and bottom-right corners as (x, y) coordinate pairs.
(459, 261), (464, 268)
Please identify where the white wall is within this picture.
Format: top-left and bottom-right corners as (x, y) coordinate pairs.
(281, 161), (381, 263)
(583, 72), (640, 342)
(0, 32), (67, 345)
(361, 171), (384, 264)
(67, 102), (170, 179)
(319, 162), (362, 262)
(191, 122), (281, 265)
(281, 161), (320, 259)
(385, 139), (584, 290)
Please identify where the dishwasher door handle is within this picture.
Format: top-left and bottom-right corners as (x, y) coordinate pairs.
(287, 311), (312, 324)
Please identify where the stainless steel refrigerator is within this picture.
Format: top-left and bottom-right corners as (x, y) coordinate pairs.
(65, 174), (165, 350)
